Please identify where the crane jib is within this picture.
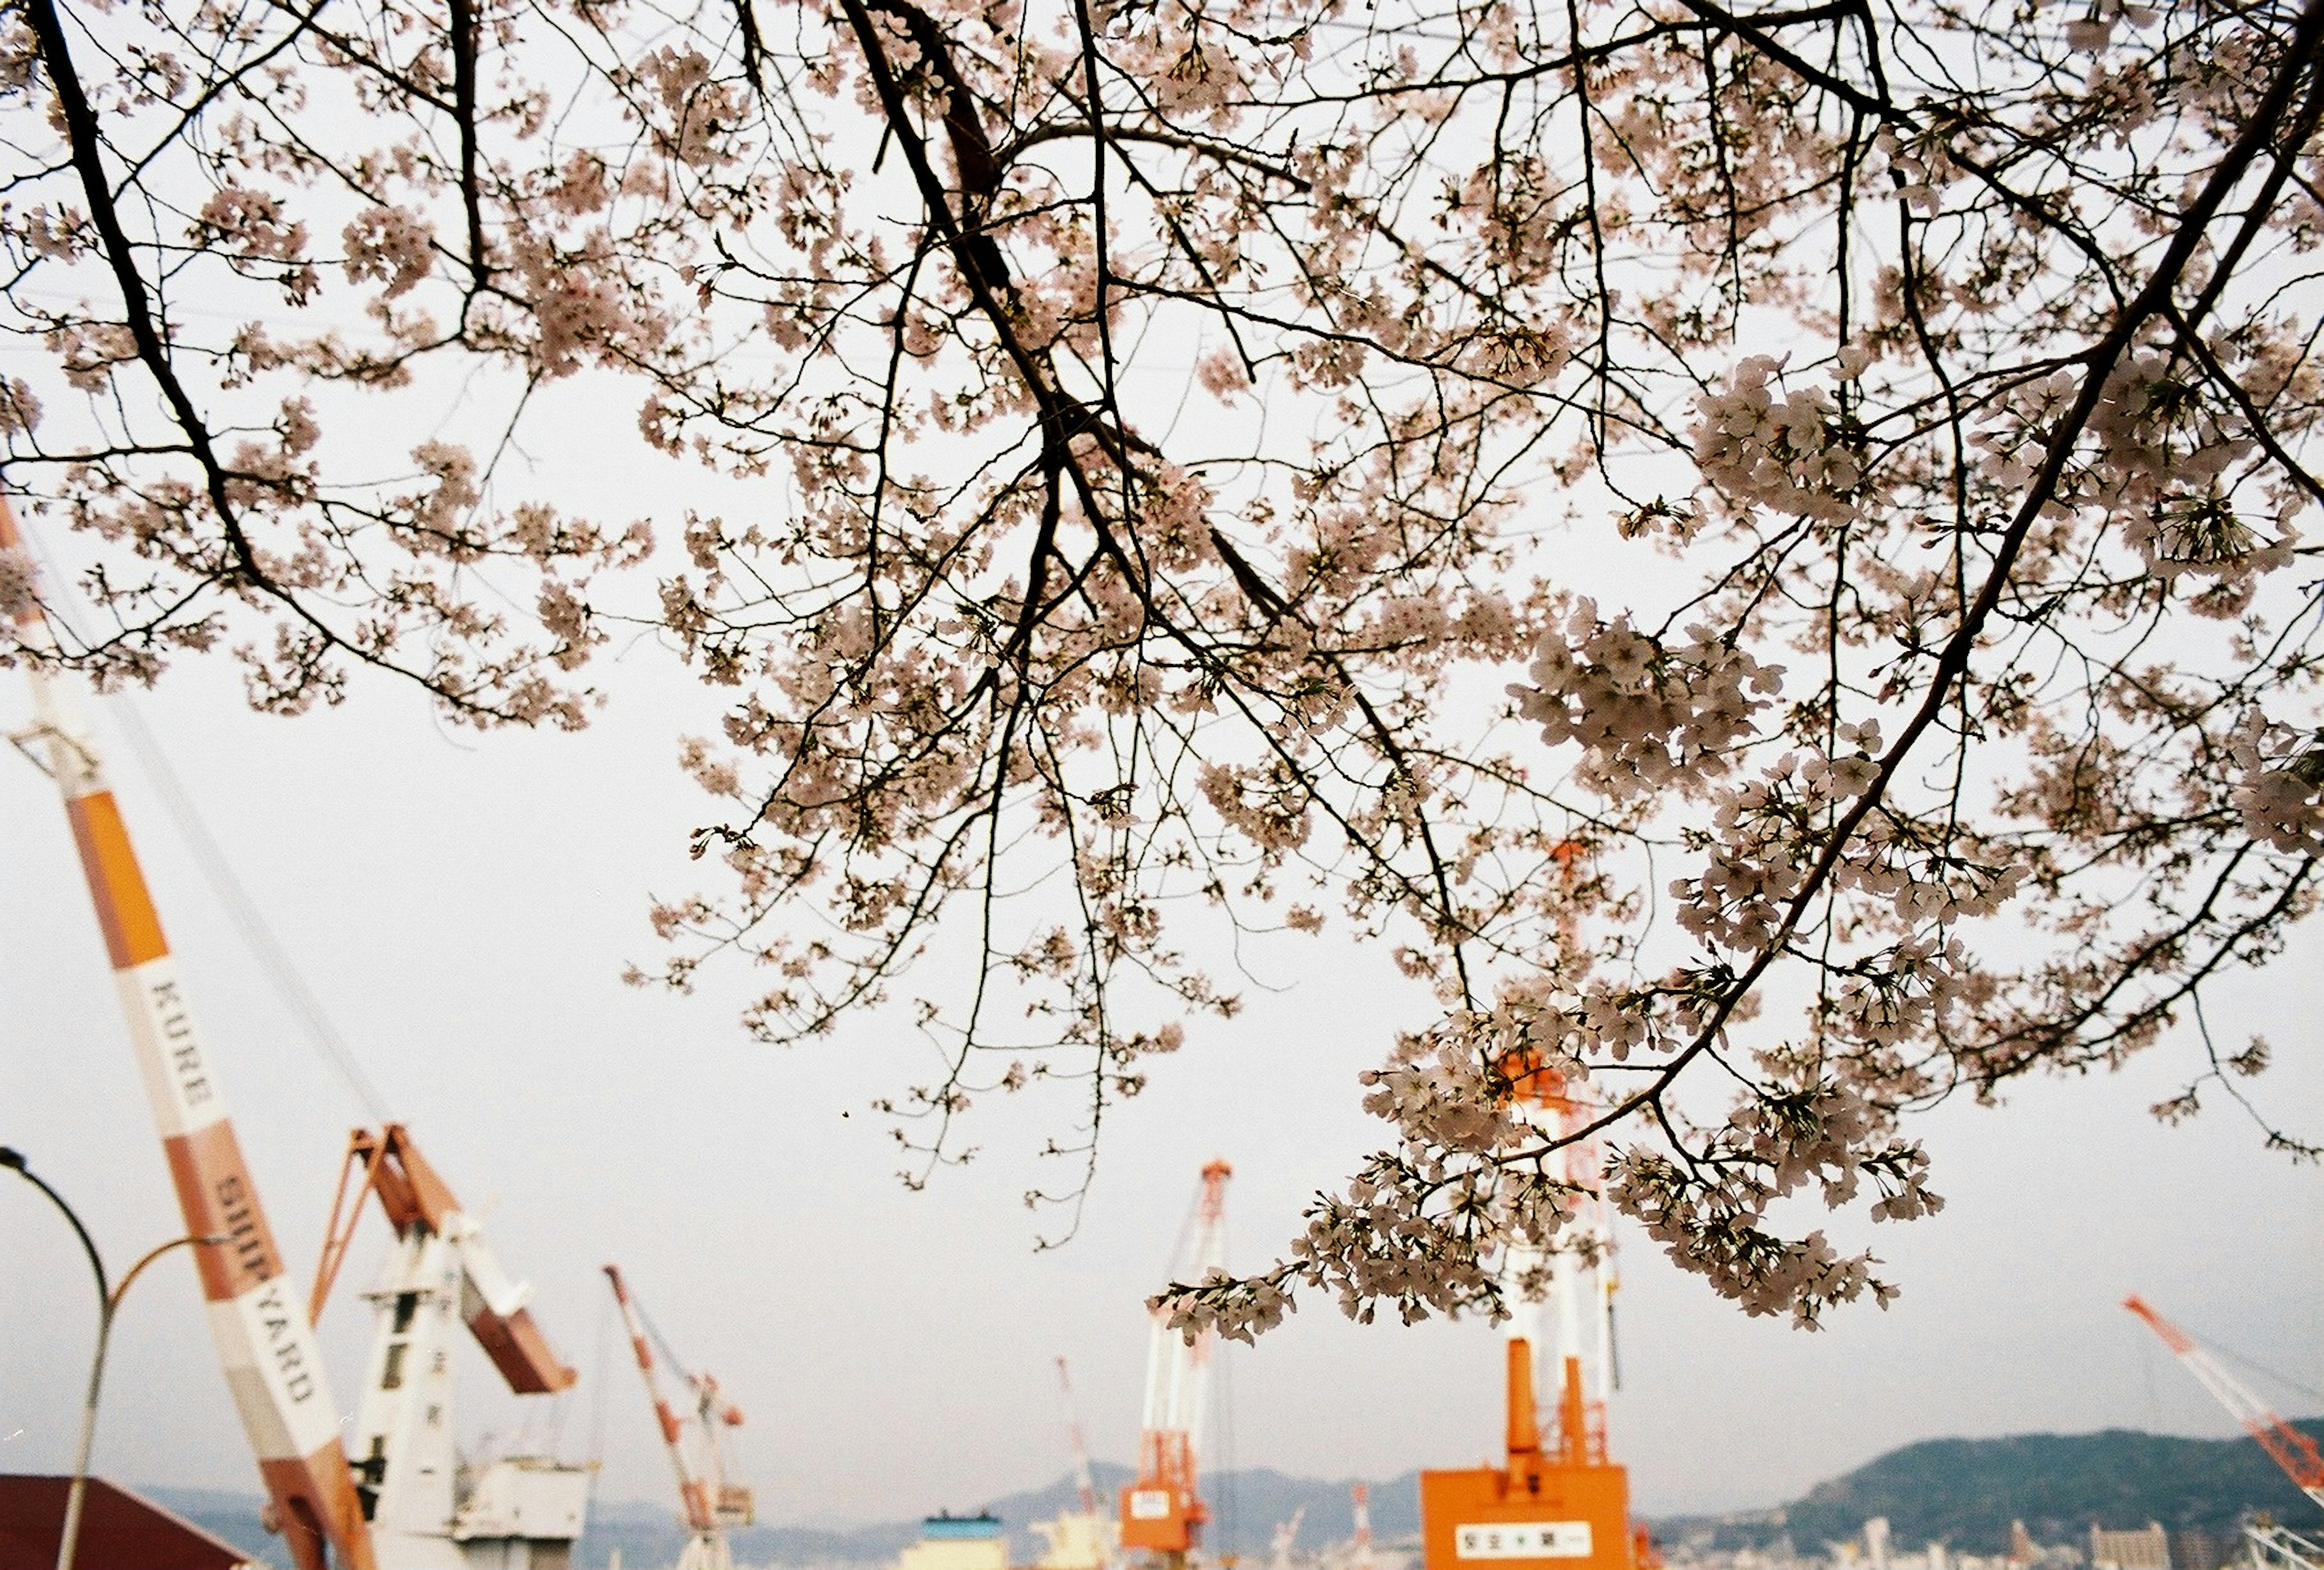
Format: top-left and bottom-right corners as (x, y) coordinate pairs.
(4, 496), (378, 1570)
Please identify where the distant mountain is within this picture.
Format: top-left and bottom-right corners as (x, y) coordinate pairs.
(144, 1485), (299, 1568)
(1660, 1422), (2324, 1557)
(144, 1463), (1416, 1570)
(135, 1422), (2324, 1570)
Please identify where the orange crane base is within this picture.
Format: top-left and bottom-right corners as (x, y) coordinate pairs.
(1420, 1342), (1651, 1570)
(1419, 1459), (1637, 1570)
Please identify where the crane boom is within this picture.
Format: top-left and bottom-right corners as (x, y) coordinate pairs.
(605, 1264), (752, 1570)
(311, 1124), (576, 1393)
(1057, 1357), (1100, 1517)
(2124, 1296), (2324, 1509)
(0, 499), (373, 1570)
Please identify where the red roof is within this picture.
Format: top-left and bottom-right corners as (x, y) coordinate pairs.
(0, 1476), (259, 1570)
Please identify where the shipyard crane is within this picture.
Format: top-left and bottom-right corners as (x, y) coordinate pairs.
(1270, 1508), (1307, 1570)
(5, 496), (588, 1570)
(1419, 1062), (1651, 1570)
(1349, 1485), (1373, 1570)
(604, 1264), (755, 1570)
(1060, 1358), (1101, 1517)
(310, 1125), (589, 1567)
(1120, 1160), (1232, 1570)
(0, 497), (372, 1570)
(2123, 1296), (2324, 1509)
(1031, 1358), (1117, 1570)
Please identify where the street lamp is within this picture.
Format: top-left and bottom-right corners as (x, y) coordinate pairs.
(0, 1146), (223, 1570)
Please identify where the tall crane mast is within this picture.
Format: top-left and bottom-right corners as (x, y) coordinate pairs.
(0, 497), (375, 1570)
(2123, 1295), (2324, 1509)
(1121, 1160), (1232, 1570)
(1419, 1064), (1649, 1570)
(1503, 1066), (1618, 1471)
(1058, 1357), (1101, 1518)
(604, 1264), (755, 1570)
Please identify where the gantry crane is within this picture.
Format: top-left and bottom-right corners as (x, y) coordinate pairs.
(1120, 1160), (1232, 1570)
(310, 1125), (588, 1567)
(1419, 1064), (1652, 1570)
(2123, 1296), (2324, 1509)
(1, 496), (372, 1570)
(604, 1264), (755, 1570)
(5, 496), (586, 1569)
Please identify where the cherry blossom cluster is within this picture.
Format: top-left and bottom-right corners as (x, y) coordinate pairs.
(5, 0), (2320, 1335)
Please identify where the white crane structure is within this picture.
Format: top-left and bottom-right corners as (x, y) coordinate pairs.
(1060, 1357), (1101, 1517)
(1120, 1160), (1232, 1568)
(311, 1126), (588, 1570)
(604, 1264), (754, 1570)
(1270, 1508), (1307, 1570)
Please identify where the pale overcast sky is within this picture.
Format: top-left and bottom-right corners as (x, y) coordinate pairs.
(0, 364), (2319, 1527)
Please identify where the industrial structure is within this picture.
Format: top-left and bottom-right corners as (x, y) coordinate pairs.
(1418, 1065), (1651, 1570)
(3, 496), (585, 1570)
(311, 1126), (588, 1569)
(604, 1264), (756, 1570)
(1120, 1160), (1233, 1569)
(2122, 1296), (2322, 1570)
(2122, 1295), (2323, 1510)
(3, 496), (372, 1570)
(1031, 1358), (1117, 1570)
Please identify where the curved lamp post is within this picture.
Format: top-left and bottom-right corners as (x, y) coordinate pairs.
(0, 1146), (222, 1570)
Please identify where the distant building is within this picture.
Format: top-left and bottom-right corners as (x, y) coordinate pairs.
(2166, 1531), (2224, 1570)
(898, 1513), (1009, 1570)
(2089, 1526), (2170, 1570)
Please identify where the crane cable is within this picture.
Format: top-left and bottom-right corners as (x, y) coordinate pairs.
(19, 524), (393, 1123)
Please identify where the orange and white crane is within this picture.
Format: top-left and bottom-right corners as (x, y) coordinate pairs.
(310, 1125), (588, 1568)
(1120, 1160), (1232, 1570)
(7, 498), (588, 1570)
(1, 497), (372, 1570)
(2124, 1295), (2324, 1510)
(604, 1264), (755, 1570)
(1419, 1064), (1651, 1570)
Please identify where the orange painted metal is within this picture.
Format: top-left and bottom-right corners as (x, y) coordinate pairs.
(0, 495), (376, 1570)
(1419, 1341), (1643, 1570)
(1118, 1431), (1206, 1554)
(310, 1124), (576, 1395)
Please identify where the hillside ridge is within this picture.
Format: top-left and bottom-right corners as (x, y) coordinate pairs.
(137, 1421), (2324, 1569)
